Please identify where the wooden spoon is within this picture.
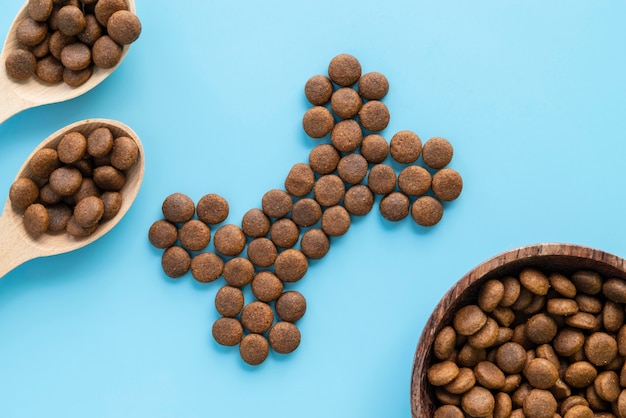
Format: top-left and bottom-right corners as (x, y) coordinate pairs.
(0, 118), (144, 279)
(0, 0), (136, 124)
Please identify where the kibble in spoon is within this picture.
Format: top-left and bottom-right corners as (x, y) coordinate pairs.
(0, 0), (140, 124)
(0, 118), (144, 279)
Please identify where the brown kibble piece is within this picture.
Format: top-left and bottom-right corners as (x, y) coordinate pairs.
(563, 404), (593, 418)
(110, 136), (139, 170)
(35, 55), (63, 83)
(87, 127), (114, 158)
(344, 184), (374, 216)
(239, 333), (269, 366)
(304, 74), (333, 105)
(49, 166), (82, 196)
(92, 35), (122, 69)
(358, 71), (389, 100)
(251, 271), (283, 302)
(549, 272), (577, 298)
(63, 66), (92, 87)
(546, 298), (579, 316)
(358, 100), (390, 132)
(314, 174), (345, 207)
(571, 270), (602, 295)
(309, 143), (340, 175)
(434, 326), (457, 361)
(285, 163), (315, 197)
(474, 361), (506, 389)
(73, 195), (104, 228)
(525, 313), (557, 344)
(93, 165), (125, 191)
(24, 203), (49, 238)
(100, 191), (122, 221)
(291, 198), (322, 227)
(241, 208), (270, 238)
(30, 34), (50, 58)
(321, 205), (350, 236)
(331, 119), (362, 152)
(49, 30), (75, 60)
(262, 189), (292, 219)
(29, 0), (54, 21)
(269, 218), (299, 248)
(212, 317), (243, 347)
(331, 87), (361, 119)
(302, 106), (334, 138)
(65, 215), (97, 237)
(178, 219), (211, 251)
(379, 192), (410, 222)
(461, 386), (495, 418)
(519, 267), (550, 295)
(453, 305), (487, 336)
(477, 279), (505, 312)
(29, 148), (60, 179)
(398, 166), (431, 197)
(57, 131), (87, 164)
(428, 361), (460, 386)
(584, 332), (618, 366)
(161, 246), (190, 278)
(432, 168), (463, 201)
(594, 371), (620, 402)
(496, 342), (527, 374)
(274, 249), (308, 283)
(367, 164), (396, 195)
(107, 10), (141, 44)
(196, 193), (229, 225)
(390, 130), (421, 164)
(222, 257), (254, 287)
(60, 42), (91, 71)
(57, 5), (85, 36)
(522, 389), (557, 418)
(360, 134), (388, 163)
(10, 177), (39, 211)
(94, 0), (128, 26)
(603, 277), (626, 303)
(328, 53), (361, 86)
(17, 17), (48, 46)
(423, 137), (454, 169)
(77, 14), (102, 46)
(300, 228), (330, 260)
(411, 196), (443, 227)
(148, 220), (177, 248)
(337, 153), (368, 185)
(269, 322), (301, 354)
(5, 49), (37, 80)
(161, 193), (194, 223)
(241, 301), (274, 334)
(214, 286), (243, 317)
(247, 237), (277, 267)
(191, 252), (224, 283)
(47, 203), (71, 232)
(523, 358), (559, 389)
(468, 317), (499, 349)
(565, 312), (598, 330)
(564, 361), (597, 388)
(444, 367), (476, 394)
(276, 290), (306, 322)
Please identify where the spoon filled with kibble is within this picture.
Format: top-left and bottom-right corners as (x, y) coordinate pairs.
(0, 0), (141, 124)
(0, 118), (144, 279)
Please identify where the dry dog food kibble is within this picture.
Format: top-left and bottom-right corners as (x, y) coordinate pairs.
(304, 74), (333, 105)
(190, 252), (224, 283)
(214, 286), (244, 317)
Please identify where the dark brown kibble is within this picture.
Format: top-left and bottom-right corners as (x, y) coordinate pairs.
(73, 195), (104, 227)
(304, 74), (333, 105)
(274, 249), (308, 283)
(24, 203), (49, 238)
(49, 30), (75, 60)
(241, 301), (274, 334)
(300, 228), (330, 260)
(49, 166), (82, 196)
(571, 270), (603, 295)
(57, 131), (87, 164)
(110, 136), (139, 170)
(247, 237), (277, 267)
(214, 286), (244, 317)
(161, 193), (195, 223)
(269, 218), (300, 249)
(285, 163), (315, 197)
(331, 87), (362, 119)
(525, 313), (557, 344)
(36, 55), (64, 83)
(100, 191), (122, 221)
(60, 42), (91, 71)
(63, 66), (92, 87)
(40, 183), (62, 204)
(57, 5), (85, 36)
(191, 252), (224, 283)
(411, 196), (443, 227)
(92, 35), (122, 69)
(302, 106), (334, 138)
(196, 193), (229, 225)
(30, 34), (50, 58)
(344, 184), (374, 216)
(93, 165), (125, 191)
(269, 322), (301, 354)
(367, 164), (396, 195)
(47, 203), (72, 232)
(77, 14), (102, 46)
(328, 53), (361, 86)
(94, 0), (128, 26)
(239, 333), (269, 366)
(360, 134), (389, 164)
(29, 148), (60, 179)
(241, 208), (270, 238)
(337, 153), (368, 184)
(29, 0), (54, 21)
(314, 174), (345, 207)
(291, 198), (322, 227)
(5, 49), (36, 80)
(276, 290), (307, 322)
(379, 192), (410, 222)
(87, 127), (114, 158)
(148, 220), (178, 249)
(251, 271), (283, 302)
(423, 137), (454, 169)
(222, 257), (254, 287)
(212, 317), (243, 347)
(178, 220), (211, 251)
(358, 101), (390, 132)
(321, 205), (350, 236)
(17, 17), (48, 46)
(331, 119), (362, 152)
(309, 143), (340, 175)
(390, 130), (422, 164)
(398, 166), (431, 196)
(9, 177), (39, 211)
(432, 168), (463, 201)
(161, 246), (191, 278)
(66, 215), (97, 237)
(358, 71), (389, 100)
(262, 189), (292, 219)
(107, 10), (141, 45)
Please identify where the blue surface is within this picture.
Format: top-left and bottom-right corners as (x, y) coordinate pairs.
(1, 1), (626, 417)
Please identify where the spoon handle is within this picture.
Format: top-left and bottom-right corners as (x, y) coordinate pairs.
(0, 211), (37, 279)
(0, 70), (28, 125)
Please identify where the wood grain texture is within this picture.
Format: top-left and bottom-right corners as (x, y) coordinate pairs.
(0, 0), (136, 124)
(410, 243), (626, 417)
(0, 118), (144, 279)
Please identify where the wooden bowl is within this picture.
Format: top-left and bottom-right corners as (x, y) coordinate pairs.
(410, 243), (626, 417)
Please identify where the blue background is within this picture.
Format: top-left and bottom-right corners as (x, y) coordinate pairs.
(1, 1), (626, 417)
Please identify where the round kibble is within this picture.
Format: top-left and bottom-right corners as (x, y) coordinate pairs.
(35, 55), (64, 83)
(434, 405), (463, 418)
(262, 189), (292, 219)
(523, 358), (559, 389)
(251, 271), (283, 302)
(87, 127), (114, 158)
(5, 49), (36, 80)
(495, 342), (527, 374)
(214, 286), (244, 317)
(66, 215), (97, 237)
(17, 17), (48, 46)
(77, 14), (101, 46)
(276, 291), (306, 322)
(110, 136), (139, 170)
(247, 237), (277, 267)
(94, 0), (128, 26)
(29, 147), (60, 179)
(48, 31), (75, 60)
(196, 193), (229, 225)
(178, 219), (211, 251)
(241, 301), (274, 334)
(603, 278), (626, 303)
(93, 165), (125, 191)
(331, 119), (362, 152)
(474, 361), (506, 389)
(467, 317), (499, 349)
(523, 389), (557, 418)
(461, 386), (495, 418)
(300, 228), (330, 260)
(379, 192), (410, 222)
(337, 153), (368, 184)
(40, 183), (61, 205)
(331, 87), (361, 119)
(520, 268), (550, 296)
(60, 42), (91, 71)
(241, 208), (270, 238)
(367, 164), (396, 195)
(239, 333), (269, 366)
(309, 143), (340, 175)
(274, 249), (308, 283)
(269, 322), (301, 354)
(57, 5), (86, 36)
(564, 361), (597, 388)
(9, 177), (39, 211)
(444, 367), (476, 394)
(47, 203), (72, 232)
(161, 193), (195, 223)
(584, 332), (618, 366)
(304, 74), (333, 105)
(269, 218), (299, 248)
(411, 196), (444, 227)
(161, 246), (190, 278)
(344, 184), (374, 216)
(328, 53), (361, 86)
(212, 317), (243, 347)
(213, 224), (246, 256)
(563, 404), (593, 418)
(594, 371), (620, 402)
(321, 205), (350, 236)
(100, 191), (122, 221)
(63, 66), (91, 87)
(302, 106), (334, 138)
(546, 298), (579, 316)
(291, 198), (322, 227)
(30, 34), (50, 58)
(433, 326), (456, 361)
(107, 10), (141, 44)
(549, 272), (577, 298)
(191, 252), (224, 283)
(57, 131), (87, 164)
(24, 203), (49, 238)
(423, 137), (454, 169)
(285, 163), (315, 197)
(525, 313), (557, 344)
(49, 166), (82, 196)
(92, 35), (122, 69)
(29, 0), (54, 22)
(571, 270), (603, 295)
(314, 174), (345, 207)
(73, 195), (104, 228)
(428, 361), (460, 386)
(477, 279), (505, 312)
(390, 130), (422, 164)
(398, 166), (431, 196)
(222, 257), (254, 287)
(360, 134), (388, 163)
(358, 71), (389, 100)
(453, 305), (487, 336)
(358, 100), (390, 132)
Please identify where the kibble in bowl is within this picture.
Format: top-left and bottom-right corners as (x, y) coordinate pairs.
(411, 243), (626, 418)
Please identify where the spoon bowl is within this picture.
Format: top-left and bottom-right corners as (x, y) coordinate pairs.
(0, 0), (136, 124)
(0, 118), (144, 279)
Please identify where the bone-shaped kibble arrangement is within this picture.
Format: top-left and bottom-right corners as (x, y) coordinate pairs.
(148, 54), (463, 365)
